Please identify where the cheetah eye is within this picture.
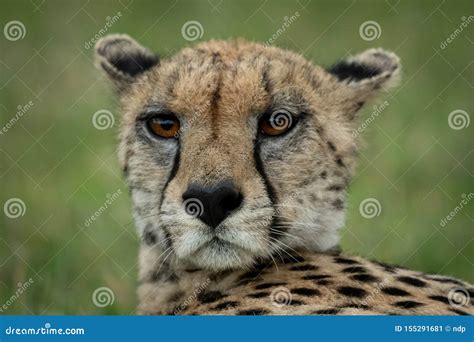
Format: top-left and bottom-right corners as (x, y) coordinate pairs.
(259, 110), (296, 136)
(146, 114), (180, 139)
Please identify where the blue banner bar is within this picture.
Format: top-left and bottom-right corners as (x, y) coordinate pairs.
(0, 316), (472, 341)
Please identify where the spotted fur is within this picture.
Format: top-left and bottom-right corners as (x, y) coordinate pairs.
(95, 35), (472, 315)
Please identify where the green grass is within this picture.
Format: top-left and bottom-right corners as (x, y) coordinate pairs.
(0, 0), (472, 314)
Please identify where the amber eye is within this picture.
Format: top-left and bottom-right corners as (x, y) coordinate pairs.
(146, 114), (180, 139)
(259, 110), (295, 136)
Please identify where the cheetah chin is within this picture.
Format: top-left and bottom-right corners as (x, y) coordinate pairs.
(95, 34), (473, 315)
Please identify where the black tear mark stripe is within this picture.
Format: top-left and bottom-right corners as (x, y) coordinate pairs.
(158, 142), (181, 213)
(253, 141), (279, 240)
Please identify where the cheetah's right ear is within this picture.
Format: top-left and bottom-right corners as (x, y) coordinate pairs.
(95, 34), (159, 92)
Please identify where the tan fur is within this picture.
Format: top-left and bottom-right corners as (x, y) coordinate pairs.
(95, 35), (472, 315)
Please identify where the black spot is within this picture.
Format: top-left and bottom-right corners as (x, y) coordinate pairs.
(337, 286), (367, 298)
(292, 288), (321, 297)
(335, 158), (345, 167)
(334, 257), (359, 265)
(397, 276), (427, 288)
(197, 291), (226, 304)
(327, 141), (336, 151)
(143, 230), (156, 246)
(449, 308), (469, 316)
(237, 309), (269, 315)
(255, 282), (286, 290)
(280, 254), (306, 264)
(428, 295), (450, 305)
(393, 301), (424, 309)
(329, 60), (381, 81)
(212, 301), (240, 310)
(342, 266), (367, 274)
(237, 270), (263, 285)
(313, 308), (340, 315)
(316, 280), (333, 285)
(248, 292), (270, 299)
(303, 274), (331, 280)
(332, 199), (344, 210)
(351, 274), (380, 282)
(289, 264), (317, 271)
(184, 268), (202, 273)
(327, 184), (344, 191)
(320, 171), (328, 179)
(382, 287), (411, 296)
(373, 260), (397, 273)
(424, 276), (464, 286)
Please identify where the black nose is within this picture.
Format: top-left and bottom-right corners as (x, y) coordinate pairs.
(182, 180), (243, 228)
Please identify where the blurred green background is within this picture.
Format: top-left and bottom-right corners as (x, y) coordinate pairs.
(0, 0), (472, 314)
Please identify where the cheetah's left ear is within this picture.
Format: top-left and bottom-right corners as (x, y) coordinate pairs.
(328, 48), (401, 118)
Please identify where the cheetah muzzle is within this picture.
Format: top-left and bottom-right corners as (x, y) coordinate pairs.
(95, 34), (473, 315)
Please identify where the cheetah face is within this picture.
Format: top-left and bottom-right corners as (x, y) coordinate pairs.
(95, 35), (400, 271)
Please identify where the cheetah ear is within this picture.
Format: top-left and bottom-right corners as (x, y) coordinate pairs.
(328, 48), (401, 119)
(95, 34), (159, 92)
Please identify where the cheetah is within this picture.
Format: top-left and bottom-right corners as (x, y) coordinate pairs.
(94, 34), (473, 315)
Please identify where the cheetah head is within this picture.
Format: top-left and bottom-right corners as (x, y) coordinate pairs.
(95, 35), (400, 271)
